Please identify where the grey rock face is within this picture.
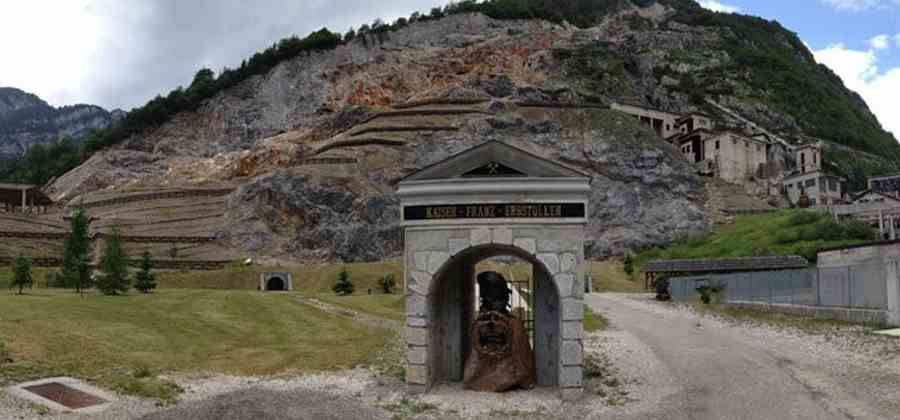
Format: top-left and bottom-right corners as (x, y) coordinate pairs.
(0, 87), (118, 159)
(52, 12), (722, 262)
(224, 171), (401, 262)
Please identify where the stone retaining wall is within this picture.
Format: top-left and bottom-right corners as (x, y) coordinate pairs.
(0, 256), (230, 270)
(79, 189), (234, 209)
(726, 301), (890, 325)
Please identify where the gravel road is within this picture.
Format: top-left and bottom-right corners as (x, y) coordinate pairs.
(5, 293), (899, 419)
(584, 294), (900, 420)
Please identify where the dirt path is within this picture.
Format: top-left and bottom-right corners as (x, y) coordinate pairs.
(296, 297), (400, 330)
(585, 294), (900, 420)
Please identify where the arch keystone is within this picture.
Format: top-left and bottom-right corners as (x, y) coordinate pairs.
(492, 227), (513, 245)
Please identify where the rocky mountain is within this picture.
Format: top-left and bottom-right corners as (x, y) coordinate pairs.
(0, 87), (123, 160)
(45, 1), (900, 262)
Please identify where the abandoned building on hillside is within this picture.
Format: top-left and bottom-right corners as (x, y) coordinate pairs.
(782, 143), (845, 207)
(832, 175), (900, 240)
(869, 174), (900, 197)
(611, 102), (847, 208)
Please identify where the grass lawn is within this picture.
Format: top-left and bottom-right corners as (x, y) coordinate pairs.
(589, 259), (644, 292)
(155, 260), (401, 294)
(316, 293), (406, 321)
(0, 289), (388, 401)
(635, 210), (876, 272)
(584, 305), (608, 333)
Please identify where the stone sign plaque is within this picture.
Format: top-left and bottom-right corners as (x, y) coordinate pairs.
(404, 203), (585, 221)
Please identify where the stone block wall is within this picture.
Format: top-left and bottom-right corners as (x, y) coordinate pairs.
(404, 224), (584, 395)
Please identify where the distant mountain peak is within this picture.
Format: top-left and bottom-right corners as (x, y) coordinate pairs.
(0, 87), (119, 160)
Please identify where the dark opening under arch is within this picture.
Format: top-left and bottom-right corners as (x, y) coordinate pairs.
(266, 277), (285, 291)
(427, 243), (561, 387)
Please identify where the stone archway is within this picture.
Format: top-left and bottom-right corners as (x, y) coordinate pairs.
(404, 226), (585, 395)
(259, 272), (293, 292)
(398, 140), (591, 397)
(266, 277), (285, 291)
(427, 243), (563, 387)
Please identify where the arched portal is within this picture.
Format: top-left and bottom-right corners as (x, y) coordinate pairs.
(398, 140), (590, 397)
(259, 272), (293, 292)
(428, 243), (561, 387)
(266, 277), (285, 291)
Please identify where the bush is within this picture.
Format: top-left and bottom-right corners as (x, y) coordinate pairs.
(10, 254), (33, 294)
(696, 283), (724, 304)
(378, 273), (396, 294)
(787, 211), (822, 227)
(333, 268), (355, 296)
(134, 251), (157, 294)
(623, 253), (634, 276)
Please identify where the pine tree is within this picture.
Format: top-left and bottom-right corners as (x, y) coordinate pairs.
(134, 251), (157, 294)
(97, 227), (130, 295)
(623, 253), (634, 276)
(62, 207), (92, 294)
(332, 268), (354, 296)
(10, 254), (32, 295)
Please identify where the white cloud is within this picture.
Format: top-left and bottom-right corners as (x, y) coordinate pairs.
(894, 34), (900, 47)
(820, 0), (900, 11)
(870, 34), (891, 50)
(814, 43), (900, 138)
(698, 0), (742, 13)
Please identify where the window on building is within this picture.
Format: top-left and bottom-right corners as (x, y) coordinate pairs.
(805, 179), (815, 187)
(715, 140), (720, 150)
(828, 179), (837, 192)
(801, 153), (806, 165)
(810, 198), (817, 206)
(756, 145), (761, 151)
(813, 154), (817, 164)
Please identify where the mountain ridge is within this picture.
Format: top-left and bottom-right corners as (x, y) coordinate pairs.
(0, 87), (124, 162)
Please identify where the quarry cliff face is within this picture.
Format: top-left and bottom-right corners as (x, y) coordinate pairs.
(50, 8), (805, 262)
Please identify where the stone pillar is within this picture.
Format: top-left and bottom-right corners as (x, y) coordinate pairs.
(21, 188), (26, 213)
(533, 264), (559, 387)
(880, 210), (885, 238)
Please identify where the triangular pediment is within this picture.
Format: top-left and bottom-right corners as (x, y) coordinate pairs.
(401, 141), (588, 181)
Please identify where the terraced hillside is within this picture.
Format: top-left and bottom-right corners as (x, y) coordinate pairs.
(0, 187), (241, 265)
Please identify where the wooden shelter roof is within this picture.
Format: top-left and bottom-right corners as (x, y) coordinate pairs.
(642, 256), (809, 274)
(0, 183), (54, 206)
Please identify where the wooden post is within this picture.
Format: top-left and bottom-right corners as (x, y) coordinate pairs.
(892, 215), (897, 240)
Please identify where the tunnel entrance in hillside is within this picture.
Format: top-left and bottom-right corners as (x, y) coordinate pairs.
(266, 277), (285, 291)
(260, 272), (293, 292)
(398, 140), (591, 396)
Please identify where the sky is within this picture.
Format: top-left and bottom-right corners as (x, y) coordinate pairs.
(0, 0), (897, 136)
